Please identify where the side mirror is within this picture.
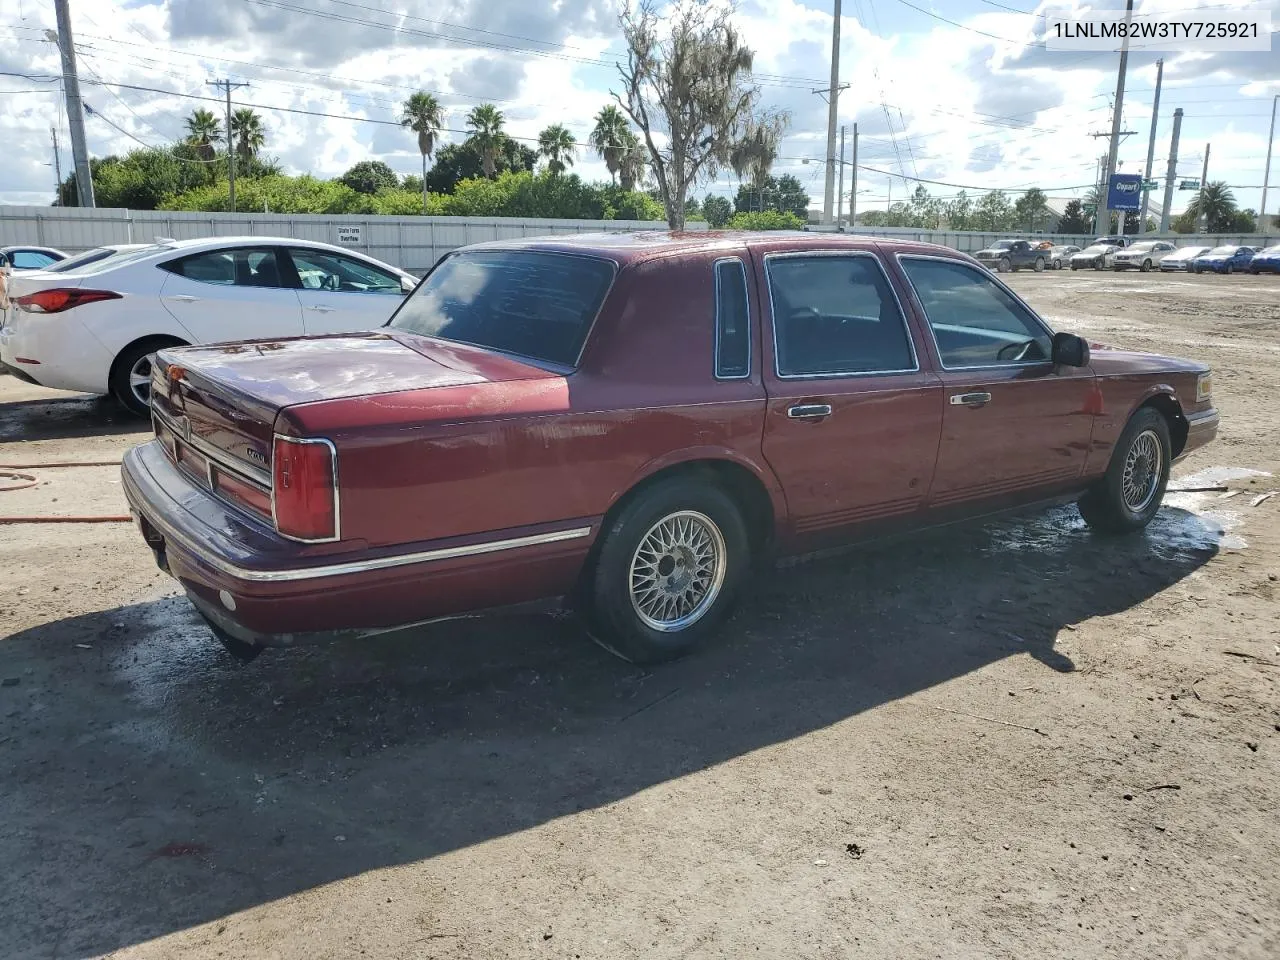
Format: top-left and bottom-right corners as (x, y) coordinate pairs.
(1052, 332), (1090, 368)
(400, 275), (416, 295)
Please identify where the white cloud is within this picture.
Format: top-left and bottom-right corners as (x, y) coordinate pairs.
(0, 0), (1276, 218)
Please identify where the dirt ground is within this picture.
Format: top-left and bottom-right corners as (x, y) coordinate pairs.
(1, 269), (1278, 960)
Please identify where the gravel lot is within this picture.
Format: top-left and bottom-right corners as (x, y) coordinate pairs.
(2, 269), (1278, 960)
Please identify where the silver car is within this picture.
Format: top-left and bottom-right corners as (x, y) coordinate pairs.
(1049, 245), (1080, 270)
(1158, 246), (1212, 272)
(1111, 240), (1177, 272)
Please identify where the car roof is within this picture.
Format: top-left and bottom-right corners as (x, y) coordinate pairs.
(458, 231), (968, 265)
(0, 245), (66, 255)
(92, 236), (411, 275)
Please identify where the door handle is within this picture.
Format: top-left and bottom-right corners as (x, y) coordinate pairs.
(166, 295), (199, 303)
(950, 392), (993, 406)
(787, 403), (833, 419)
(306, 305), (337, 313)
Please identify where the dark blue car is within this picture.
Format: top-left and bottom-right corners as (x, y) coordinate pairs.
(1248, 243), (1280, 274)
(1191, 245), (1256, 274)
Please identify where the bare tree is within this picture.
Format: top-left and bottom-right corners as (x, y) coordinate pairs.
(615, 0), (759, 230)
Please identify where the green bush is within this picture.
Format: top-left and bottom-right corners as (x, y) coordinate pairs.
(161, 175), (370, 214)
(725, 210), (806, 231)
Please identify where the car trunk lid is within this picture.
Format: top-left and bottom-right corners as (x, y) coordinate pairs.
(149, 331), (559, 477)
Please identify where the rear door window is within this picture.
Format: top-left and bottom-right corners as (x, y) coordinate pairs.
(389, 250), (615, 367)
(161, 248), (292, 288)
(765, 254), (916, 377)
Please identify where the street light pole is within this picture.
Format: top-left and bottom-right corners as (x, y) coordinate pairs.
(1261, 94), (1278, 228)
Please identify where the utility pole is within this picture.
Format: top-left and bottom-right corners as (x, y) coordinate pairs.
(1140, 58), (1163, 234)
(208, 79), (250, 212)
(849, 122), (859, 232)
(836, 125), (845, 229)
(821, 0), (842, 224)
(1097, 0), (1135, 236)
(1261, 94), (1278, 229)
(1159, 107), (1182, 234)
(52, 0), (94, 207)
(1197, 144), (1210, 233)
(50, 127), (64, 206)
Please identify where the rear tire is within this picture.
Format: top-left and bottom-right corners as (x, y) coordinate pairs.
(587, 477), (750, 664)
(1033, 257), (1045, 272)
(110, 338), (185, 417)
(1078, 407), (1172, 535)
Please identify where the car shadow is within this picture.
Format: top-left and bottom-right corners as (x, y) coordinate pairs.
(0, 392), (149, 443)
(0, 503), (1221, 957)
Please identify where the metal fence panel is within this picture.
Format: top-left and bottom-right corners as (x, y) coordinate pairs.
(4, 206), (1276, 272)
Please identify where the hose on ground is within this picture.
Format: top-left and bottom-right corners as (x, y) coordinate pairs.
(0, 460), (131, 523)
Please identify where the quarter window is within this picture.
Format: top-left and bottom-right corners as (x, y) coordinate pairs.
(900, 257), (1052, 368)
(766, 254), (915, 377)
(714, 258), (750, 378)
(161, 248), (289, 288)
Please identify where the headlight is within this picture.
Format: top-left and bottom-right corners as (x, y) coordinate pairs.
(1196, 372), (1212, 403)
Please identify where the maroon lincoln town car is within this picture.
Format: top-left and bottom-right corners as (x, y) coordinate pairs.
(122, 232), (1218, 663)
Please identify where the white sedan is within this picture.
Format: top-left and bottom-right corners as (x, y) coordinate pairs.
(0, 236), (416, 414)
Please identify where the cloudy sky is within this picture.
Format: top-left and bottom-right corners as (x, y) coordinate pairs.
(1, 0), (1277, 217)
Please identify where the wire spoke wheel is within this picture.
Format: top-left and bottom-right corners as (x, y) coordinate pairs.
(629, 510), (727, 633)
(1121, 429), (1162, 513)
(128, 355), (153, 410)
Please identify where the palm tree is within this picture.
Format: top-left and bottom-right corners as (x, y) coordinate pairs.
(537, 124), (577, 176)
(1184, 181), (1237, 232)
(618, 130), (646, 191)
(230, 108), (265, 162)
(401, 91), (444, 213)
(589, 105), (629, 184)
(465, 104), (505, 179)
(184, 109), (222, 162)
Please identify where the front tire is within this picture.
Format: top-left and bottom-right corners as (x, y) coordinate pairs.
(587, 478), (750, 664)
(1053, 258), (1063, 270)
(1033, 257), (1045, 272)
(1140, 259), (1152, 272)
(997, 258), (1011, 274)
(1225, 263), (1233, 275)
(1078, 408), (1172, 535)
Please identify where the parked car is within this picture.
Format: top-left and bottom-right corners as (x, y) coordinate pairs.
(0, 236), (417, 414)
(42, 243), (149, 274)
(1158, 245), (1211, 272)
(1247, 243), (1280, 274)
(1049, 245), (1080, 270)
(121, 233), (1219, 665)
(1069, 244), (1119, 270)
(1111, 240), (1178, 272)
(973, 239), (1048, 273)
(1191, 245), (1256, 274)
(0, 245), (67, 272)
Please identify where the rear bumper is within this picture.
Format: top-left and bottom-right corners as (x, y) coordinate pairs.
(122, 440), (596, 647)
(1177, 408), (1219, 462)
(0, 313), (112, 394)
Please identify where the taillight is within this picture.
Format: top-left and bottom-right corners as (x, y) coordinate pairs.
(271, 436), (339, 542)
(13, 288), (122, 313)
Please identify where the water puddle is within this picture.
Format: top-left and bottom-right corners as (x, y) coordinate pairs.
(984, 466), (1266, 558)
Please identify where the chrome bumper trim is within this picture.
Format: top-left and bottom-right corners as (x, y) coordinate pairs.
(125, 447), (592, 584)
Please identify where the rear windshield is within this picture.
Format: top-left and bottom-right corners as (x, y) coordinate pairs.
(388, 250), (615, 367)
(71, 244), (166, 274)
